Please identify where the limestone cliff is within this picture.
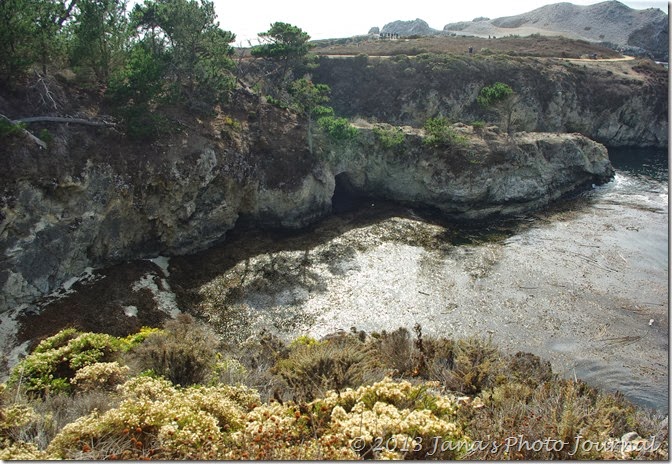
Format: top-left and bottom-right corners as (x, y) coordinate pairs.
(1, 100), (613, 312)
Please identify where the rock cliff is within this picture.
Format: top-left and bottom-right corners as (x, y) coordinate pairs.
(321, 123), (613, 218)
(1, 102), (613, 312)
(313, 54), (667, 148)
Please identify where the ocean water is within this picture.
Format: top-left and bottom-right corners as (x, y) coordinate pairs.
(6, 147), (668, 413)
(165, 146), (669, 411)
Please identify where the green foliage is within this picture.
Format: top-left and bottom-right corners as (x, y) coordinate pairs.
(477, 82), (514, 107)
(373, 125), (406, 149)
(107, 41), (168, 105)
(130, 0), (236, 107)
(130, 314), (220, 386)
(250, 22), (315, 97)
(118, 104), (172, 141)
(289, 77), (330, 115)
(273, 337), (368, 401)
(311, 105), (334, 119)
(7, 330), (132, 396)
(317, 116), (359, 142)
(423, 116), (467, 147)
(264, 95), (289, 109)
(477, 82), (519, 133)
(0, 119), (27, 139)
(120, 327), (163, 350)
(251, 22), (312, 62)
(68, 0), (131, 82)
(470, 120), (486, 129)
(0, 0), (71, 81)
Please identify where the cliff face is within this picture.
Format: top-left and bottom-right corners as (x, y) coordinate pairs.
(313, 55), (668, 148)
(1, 101), (613, 312)
(322, 123), (613, 218)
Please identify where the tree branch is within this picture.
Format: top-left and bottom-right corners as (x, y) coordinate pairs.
(0, 114), (47, 150)
(15, 116), (116, 127)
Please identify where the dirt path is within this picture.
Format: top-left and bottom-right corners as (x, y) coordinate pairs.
(320, 53), (634, 62)
(564, 55), (635, 62)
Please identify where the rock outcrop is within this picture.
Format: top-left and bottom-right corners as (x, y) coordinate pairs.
(381, 18), (439, 37)
(321, 123), (613, 218)
(313, 54), (667, 148)
(1, 107), (613, 313)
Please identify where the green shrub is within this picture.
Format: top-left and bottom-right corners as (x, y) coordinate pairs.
(373, 125), (406, 149)
(0, 119), (26, 139)
(317, 116), (359, 142)
(477, 82), (513, 107)
(423, 116), (467, 147)
(8, 330), (128, 396)
(129, 314), (220, 387)
(273, 337), (369, 401)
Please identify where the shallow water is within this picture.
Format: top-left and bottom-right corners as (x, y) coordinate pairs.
(170, 147), (668, 411)
(6, 148), (668, 412)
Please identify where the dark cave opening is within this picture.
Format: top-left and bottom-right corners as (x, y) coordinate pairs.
(331, 172), (365, 214)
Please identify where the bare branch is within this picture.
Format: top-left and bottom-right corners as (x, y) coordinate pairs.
(0, 114), (48, 150)
(15, 116), (116, 127)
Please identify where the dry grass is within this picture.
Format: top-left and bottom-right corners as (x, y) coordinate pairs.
(311, 35), (622, 59)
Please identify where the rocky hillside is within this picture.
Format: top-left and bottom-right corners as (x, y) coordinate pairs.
(371, 1), (668, 61)
(313, 54), (667, 148)
(444, 1), (668, 61)
(1, 40), (667, 332)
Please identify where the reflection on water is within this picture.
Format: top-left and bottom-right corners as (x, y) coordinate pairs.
(175, 147), (669, 411)
(10, 147), (668, 413)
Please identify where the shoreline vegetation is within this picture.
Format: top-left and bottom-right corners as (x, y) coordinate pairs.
(1, 0), (668, 460)
(1, 315), (668, 460)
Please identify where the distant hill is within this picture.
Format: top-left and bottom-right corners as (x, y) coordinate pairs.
(370, 1), (667, 60)
(443, 1), (668, 60)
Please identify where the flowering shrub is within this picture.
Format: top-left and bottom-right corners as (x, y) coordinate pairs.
(2, 327), (667, 460)
(0, 383), (48, 460)
(71, 362), (130, 392)
(47, 376), (257, 459)
(0, 440), (48, 460)
(311, 377), (468, 459)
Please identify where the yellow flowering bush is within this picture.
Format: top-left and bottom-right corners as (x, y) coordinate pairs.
(47, 376), (258, 460)
(0, 440), (49, 460)
(311, 377), (468, 459)
(0, 383), (48, 460)
(224, 378), (468, 460)
(71, 362), (130, 392)
(224, 400), (360, 460)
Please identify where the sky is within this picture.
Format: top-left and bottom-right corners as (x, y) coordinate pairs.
(214, 0), (669, 44)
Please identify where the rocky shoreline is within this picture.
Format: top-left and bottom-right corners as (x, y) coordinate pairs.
(1, 123), (613, 313)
